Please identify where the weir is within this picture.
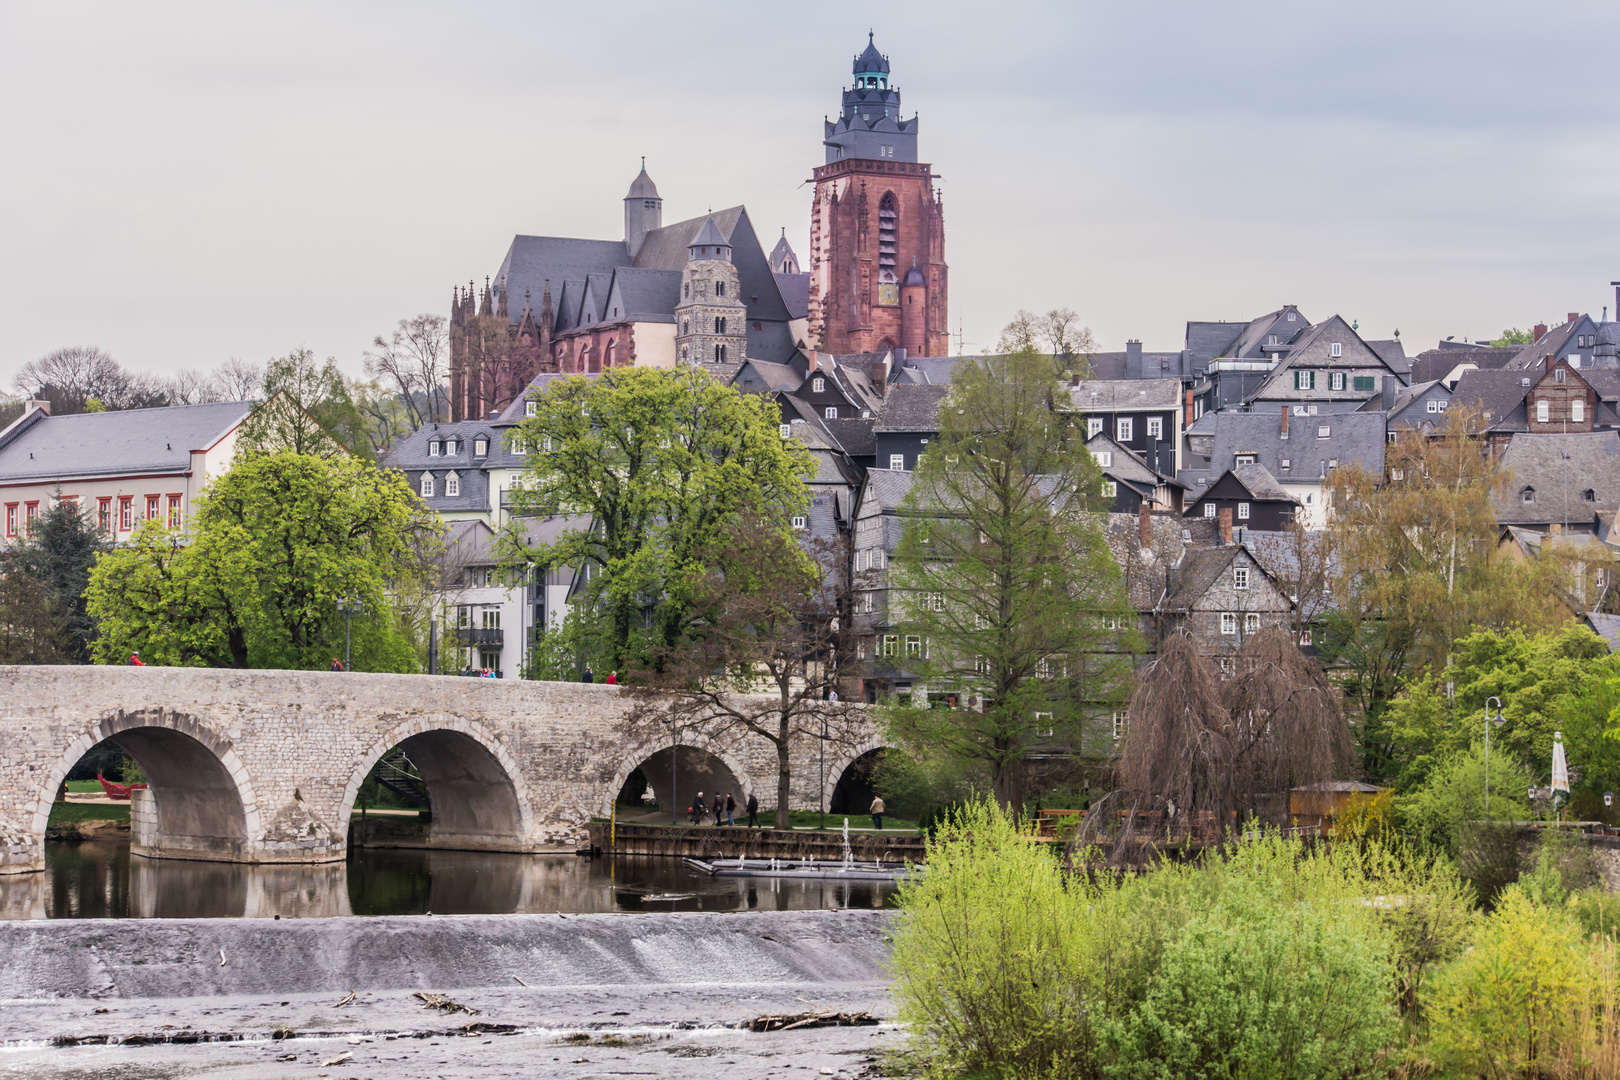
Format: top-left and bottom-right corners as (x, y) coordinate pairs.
(0, 666), (885, 874)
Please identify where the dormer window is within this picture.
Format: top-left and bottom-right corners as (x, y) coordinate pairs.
(1317, 425), (1331, 439)
(445, 472), (460, 497)
(474, 437), (488, 456)
(1235, 454), (1256, 466)
(1280, 457), (1291, 470)
(792, 515), (807, 530)
(1522, 487), (1535, 504)
(526, 400), (538, 416)
(1584, 488), (1597, 503)
(428, 441), (440, 457)
(420, 473), (435, 498)
(446, 438), (459, 455)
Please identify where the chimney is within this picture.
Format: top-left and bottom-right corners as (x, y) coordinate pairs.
(1217, 506), (1234, 546)
(1382, 373), (1398, 410)
(1567, 312), (1580, 325)
(1072, 371), (1081, 387)
(1125, 339), (1144, 380)
(487, 409), (500, 420)
(1534, 323), (1548, 342)
(1280, 404), (1289, 438)
(25, 399), (49, 416)
(1138, 501), (1153, 549)
(869, 358), (887, 398)
(806, 350), (818, 374)
(1551, 522), (1563, 536)
(1184, 389), (1195, 428)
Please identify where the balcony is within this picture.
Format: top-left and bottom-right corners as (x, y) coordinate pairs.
(453, 627), (504, 646)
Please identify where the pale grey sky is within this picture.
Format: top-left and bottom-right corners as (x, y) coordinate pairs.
(3, 0), (1618, 385)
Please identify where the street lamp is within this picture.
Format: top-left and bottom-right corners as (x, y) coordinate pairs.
(820, 713), (828, 833)
(668, 716), (679, 827)
(1484, 696), (1505, 811)
(336, 598), (365, 673)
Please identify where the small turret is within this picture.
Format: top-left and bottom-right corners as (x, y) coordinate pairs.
(624, 158), (663, 260)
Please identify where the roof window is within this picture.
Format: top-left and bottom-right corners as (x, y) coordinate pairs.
(1522, 487), (1535, 504)
(428, 441), (440, 457)
(1317, 425), (1331, 439)
(474, 437), (487, 457)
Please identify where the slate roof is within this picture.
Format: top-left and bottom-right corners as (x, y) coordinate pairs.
(0, 401), (252, 483)
(822, 417), (877, 457)
(873, 383), (950, 433)
(688, 216), (728, 250)
(1178, 410), (1386, 491)
(605, 268), (682, 322)
(892, 356), (964, 385)
(1161, 547), (1245, 612)
(1068, 378), (1182, 411)
(733, 360), (803, 395)
(1450, 368), (1535, 429)
(1495, 431), (1620, 526)
(1366, 339), (1411, 374)
(625, 168), (659, 199)
(494, 238), (627, 313)
(1233, 464), (1294, 501)
(1086, 434), (1163, 486)
(1585, 612), (1620, 653)
(859, 468), (916, 513)
(381, 418), (533, 513)
(1411, 347), (1519, 384)
(1508, 319), (1583, 370)
(774, 272), (810, 320)
(1185, 321), (1249, 364)
(497, 372), (596, 424)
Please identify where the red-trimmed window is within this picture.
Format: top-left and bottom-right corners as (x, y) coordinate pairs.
(119, 497), (133, 532)
(145, 496), (160, 521)
(98, 498), (112, 532)
(24, 502), (38, 534)
(4, 504), (16, 538)
(168, 495), (182, 528)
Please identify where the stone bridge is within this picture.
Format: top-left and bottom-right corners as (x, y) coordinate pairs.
(0, 667), (887, 874)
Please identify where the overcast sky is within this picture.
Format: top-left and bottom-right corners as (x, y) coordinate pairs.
(3, 0), (1618, 387)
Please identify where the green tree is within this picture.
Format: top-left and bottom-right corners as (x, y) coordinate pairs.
(237, 348), (370, 460)
(501, 367), (812, 673)
(1491, 327), (1534, 347)
(882, 338), (1135, 809)
(0, 564), (71, 663)
(86, 451), (440, 670)
(8, 498), (111, 661)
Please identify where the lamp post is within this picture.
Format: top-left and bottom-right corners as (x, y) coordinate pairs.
(820, 713), (828, 833)
(669, 717), (679, 827)
(1484, 696), (1505, 811)
(336, 598), (365, 673)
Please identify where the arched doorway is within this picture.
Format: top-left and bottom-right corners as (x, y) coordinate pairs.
(610, 744), (746, 823)
(830, 747), (887, 816)
(37, 724), (255, 863)
(346, 726), (530, 853)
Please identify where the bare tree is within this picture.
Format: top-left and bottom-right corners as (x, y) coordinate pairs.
(166, 367), (221, 405)
(366, 314), (449, 430)
(1251, 519), (1340, 637)
(210, 357), (263, 402)
(997, 308), (1098, 378)
(12, 346), (131, 413)
(625, 517), (864, 829)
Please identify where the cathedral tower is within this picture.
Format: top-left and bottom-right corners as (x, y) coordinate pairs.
(808, 35), (948, 357)
(674, 217), (747, 365)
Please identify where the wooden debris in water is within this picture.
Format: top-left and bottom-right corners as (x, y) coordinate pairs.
(747, 1009), (877, 1032)
(412, 991), (478, 1015)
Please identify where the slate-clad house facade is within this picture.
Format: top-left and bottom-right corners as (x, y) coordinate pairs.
(1184, 465), (1299, 532)
(872, 383), (949, 473)
(1157, 544), (1295, 659)
(1069, 378), (1183, 475)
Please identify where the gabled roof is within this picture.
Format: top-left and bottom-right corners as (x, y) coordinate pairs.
(1507, 316), (1593, 370)
(1185, 321), (1248, 364)
(1086, 434), (1179, 488)
(0, 400), (253, 484)
(1232, 463), (1294, 501)
(892, 356), (965, 385)
(1161, 544), (1285, 613)
(631, 206), (791, 323)
(495, 237), (628, 320)
(774, 272), (809, 320)
(602, 268), (682, 323)
(1411, 346), (1519, 384)
(1495, 431), (1620, 525)
(733, 359), (804, 395)
(873, 383), (950, 433)
(1450, 367), (1536, 429)
(1178, 410), (1386, 491)
(822, 417), (877, 457)
(856, 468), (915, 514)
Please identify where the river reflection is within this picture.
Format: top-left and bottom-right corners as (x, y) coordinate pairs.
(1, 840), (899, 920)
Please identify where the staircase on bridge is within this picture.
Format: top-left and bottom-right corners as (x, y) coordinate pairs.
(368, 746), (430, 809)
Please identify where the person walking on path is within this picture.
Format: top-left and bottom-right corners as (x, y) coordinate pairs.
(712, 792), (725, 825)
(724, 793), (736, 826)
(581, 667), (594, 683)
(605, 670), (617, 685)
(690, 792), (705, 826)
(329, 658), (344, 672)
(746, 793), (759, 828)
(127, 652), (144, 666)
(870, 795), (885, 831)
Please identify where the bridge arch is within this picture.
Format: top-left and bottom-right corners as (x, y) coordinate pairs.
(341, 718), (538, 853)
(31, 710), (263, 861)
(603, 731), (755, 819)
(825, 737), (896, 815)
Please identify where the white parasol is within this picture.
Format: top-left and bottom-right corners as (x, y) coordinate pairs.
(1552, 731), (1570, 812)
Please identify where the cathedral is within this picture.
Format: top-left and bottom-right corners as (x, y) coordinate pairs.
(447, 35), (949, 422)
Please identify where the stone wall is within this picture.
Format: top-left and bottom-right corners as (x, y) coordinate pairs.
(0, 667), (883, 873)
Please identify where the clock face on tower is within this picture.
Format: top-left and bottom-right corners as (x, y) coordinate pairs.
(878, 283), (899, 307)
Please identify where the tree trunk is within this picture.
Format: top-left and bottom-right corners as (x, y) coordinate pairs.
(774, 733), (794, 831)
(991, 752), (1023, 813)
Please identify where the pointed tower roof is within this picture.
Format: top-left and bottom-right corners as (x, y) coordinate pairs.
(688, 215), (730, 260)
(625, 159), (660, 200)
(854, 32), (888, 76)
(769, 229), (800, 274)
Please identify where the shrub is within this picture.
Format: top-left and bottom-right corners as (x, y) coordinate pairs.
(887, 798), (1102, 1078)
(1423, 887), (1594, 1077)
(1102, 888), (1397, 1080)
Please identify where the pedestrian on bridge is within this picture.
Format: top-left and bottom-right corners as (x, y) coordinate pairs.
(127, 652), (144, 666)
(724, 793), (736, 826)
(690, 792), (704, 825)
(870, 795), (885, 832)
(746, 793), (759, 828)
(712, 792), (724, 825)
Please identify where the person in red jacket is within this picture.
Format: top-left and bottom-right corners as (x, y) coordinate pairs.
(605, 670), (618, 685)
(128, 652), (145, 666)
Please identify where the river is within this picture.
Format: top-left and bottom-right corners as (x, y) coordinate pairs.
(0, 839), (900, 920)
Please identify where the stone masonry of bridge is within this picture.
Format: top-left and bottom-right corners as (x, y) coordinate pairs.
(0, 666), (885, 874)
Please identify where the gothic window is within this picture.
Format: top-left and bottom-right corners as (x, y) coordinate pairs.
(715, 281), (725, 297)
(877, 192), (899, 287)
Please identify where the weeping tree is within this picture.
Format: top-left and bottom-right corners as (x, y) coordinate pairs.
(1083, 629), (1352, 858)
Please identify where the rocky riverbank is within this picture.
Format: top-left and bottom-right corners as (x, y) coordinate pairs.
(0, 909), (897, 1079)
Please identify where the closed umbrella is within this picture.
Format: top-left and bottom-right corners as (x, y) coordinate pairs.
(1552, 731), (1570, 819)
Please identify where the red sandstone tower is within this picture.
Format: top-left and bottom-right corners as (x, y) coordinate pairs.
(809, 35), (949, 357)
